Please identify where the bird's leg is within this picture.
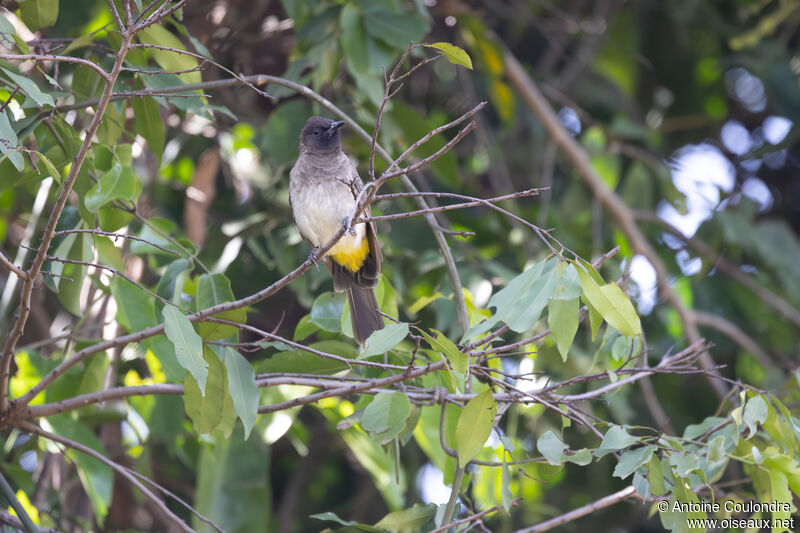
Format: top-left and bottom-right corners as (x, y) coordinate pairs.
(341, 216), (357, 236)
(308, 247), (322, 272)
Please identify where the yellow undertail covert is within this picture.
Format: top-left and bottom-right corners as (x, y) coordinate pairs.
(330, 236), (370, 273)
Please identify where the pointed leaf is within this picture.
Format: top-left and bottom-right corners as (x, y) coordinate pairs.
(594, 425), (641, 457)
(613, 445), (655, 479)
(162, 305), (207, 391)
(548, 297), (579, 361)
(537, 430), (567, 465)
(84, 163), (138, 212)
(425, 42), (473, 69)
(18, 0), (58, 30)
(375, 503), (436, 532)
(1, 67), (54, 107)
(196, 273), (246, 340)
(184, 346), (227, 435)
(359, 322), (409, 358)
(220, 346), (258, 439)
(455, 389), (496, 466)
(418, 328), (468, 374)
(0, 110), (23, 170)
(361, 391), (411, 445)
(131, 96), (165, 161)
(575, 261), (641, 337)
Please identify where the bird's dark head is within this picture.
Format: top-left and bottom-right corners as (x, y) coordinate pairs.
(299, 116), (346, 153)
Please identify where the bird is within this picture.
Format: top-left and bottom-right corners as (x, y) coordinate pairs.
(289, 116), (384, 344)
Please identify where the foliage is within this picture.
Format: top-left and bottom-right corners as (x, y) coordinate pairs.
(0, 1), (798, 533)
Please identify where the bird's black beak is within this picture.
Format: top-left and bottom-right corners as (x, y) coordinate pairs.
(330, 121), (346, 132)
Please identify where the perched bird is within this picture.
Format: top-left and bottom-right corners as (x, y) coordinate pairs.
(289, 116), (384, 344)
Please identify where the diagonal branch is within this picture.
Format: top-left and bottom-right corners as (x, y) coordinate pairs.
(503, 49), (727, 399)
(0, 54), (109, 80)
(0, 30), (135, 413)
(19, 421), (195, 533)
(513, 486), (637, 533)
(0, 250), (27, 280)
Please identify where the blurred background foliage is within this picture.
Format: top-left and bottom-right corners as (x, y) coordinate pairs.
(1, 0), (800, 531)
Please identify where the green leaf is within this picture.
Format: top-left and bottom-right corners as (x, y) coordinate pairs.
(374, 503), (436, 532)
(57, 233), (91, 316)
(594, 425), (641, 457)
(62, 34), (95, 55)
(455, 389), (497, 467)
(1, 67), (54, 107)
(768, 469), (792, 524)
(162, 305), (208, 391)
(501, 459), (513, 512)
(340, 4), (369, 72)
(537, 430), (567, 466)
(220, 346), (258, 439)
(155, 258), (192, 304)
(566, 448), (593, 465)
(193, 426), (270, 531)
(310, 512), (358, 527)
(743, 394), (768, 439)
(45, 416), (112, 519)
(547, 297), (579, 361)
(648, 454), (666, 496)
(109, 278), (156, 333)
(0, 110), (24, 171)
(408, 291), (443, 314)
(257, 340), (356, 375)
(425, 42), (473, 69)
(613, 445), (655, 479)
(32, 150), (61, 183)
(131, 96), (165, 162)
(18, 0), (59, 30)
(359, 322), (409, 358)
(552, 263), (582, 300)
(418, 328), (468, 374)
(574, 261), (641, 337)
(361, 392), (411, 444)
(363, 9), (428, 49)
(138, 25), (201, 84)
(184, 345), (228, 435)
(195, 273), (246, 340)
(84, 163), (138, 212)
(462, 258), (559, 341)
(310, 292), (345, 332)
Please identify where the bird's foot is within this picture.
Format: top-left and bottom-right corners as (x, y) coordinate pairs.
(341, 216), (357, 236)
(308, 247), (322, 271)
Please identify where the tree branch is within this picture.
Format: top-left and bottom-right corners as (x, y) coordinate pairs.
(513, 486), (637, 533)
(0, 54), (109, 80)
(0, 30), (134, 413)
(19, 421), (195, 533)
(0, 250), (27, 281)
(503, 48), (727, 399)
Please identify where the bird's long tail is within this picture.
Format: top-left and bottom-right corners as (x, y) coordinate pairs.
(347, 286), (384, 344)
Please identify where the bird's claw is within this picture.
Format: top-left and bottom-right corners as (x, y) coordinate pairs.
(341, 216), (357, 236)
(308, 248), (322, 271)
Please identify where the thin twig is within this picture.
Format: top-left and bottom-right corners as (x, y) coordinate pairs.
(503, 48), (727, 399)
(359, 188), (544, 224)
(513, 486), (637, 533)
(0, 30), (134, 413)
(0, 54), (109, 80)
(19, 421), (195, 533)
(52, 229), (180, 256)
(0, 251), (27, 280)
(0, 469), (38, 533)
(107, 0), (125, 30)
(430, 499), (521, 533)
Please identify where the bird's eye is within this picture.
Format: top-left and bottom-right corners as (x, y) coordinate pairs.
(312, 128), (321, 136)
